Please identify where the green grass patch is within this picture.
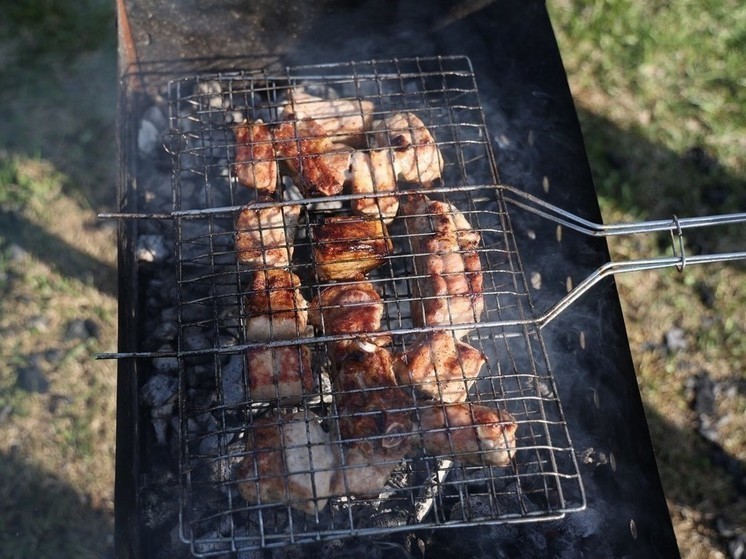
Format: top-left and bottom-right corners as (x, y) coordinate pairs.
(0, 0), (114, 67)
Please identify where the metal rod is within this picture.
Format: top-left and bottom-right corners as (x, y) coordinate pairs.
(500, 184), (746, 236)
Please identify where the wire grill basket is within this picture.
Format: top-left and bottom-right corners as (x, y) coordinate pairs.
(105, 56), (745, 556)
(156, 56), (586, 555)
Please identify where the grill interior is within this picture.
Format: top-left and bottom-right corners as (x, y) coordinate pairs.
(156, 56), (585, 555)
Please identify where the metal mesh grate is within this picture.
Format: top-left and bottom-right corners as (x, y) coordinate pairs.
(164, 56), (584, 556)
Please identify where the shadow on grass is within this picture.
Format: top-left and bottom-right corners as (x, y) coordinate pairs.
(643, 404), (746, 554)
(0, 450), (114, 559)
(0, 210), (116, 297)
(576, 107), (746, 257)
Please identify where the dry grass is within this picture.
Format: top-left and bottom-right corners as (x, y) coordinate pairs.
(0, 155), (117, 559)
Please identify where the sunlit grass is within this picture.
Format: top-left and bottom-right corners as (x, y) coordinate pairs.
(549, 1), (746, 556)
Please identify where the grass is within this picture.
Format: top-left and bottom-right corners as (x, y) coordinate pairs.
(548, 1), (746, 557)
(0, 154), (117, 558)
(0, 1), (743, 557)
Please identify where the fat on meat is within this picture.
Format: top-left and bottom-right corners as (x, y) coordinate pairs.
(235, 199), (301, 269)
(349, 150), (399, 223)
(281, 88), (375, 147)
(246, 345), (313, 403)
(237, 411), (339, 514)
(372, 112), (443, 183)
(244, 269), (309, 341)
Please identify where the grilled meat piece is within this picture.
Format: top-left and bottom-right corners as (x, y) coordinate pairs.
(402, 194), (484, 338)
(393, 330), (486, 403)
(330, 341), (415, 497)
(233, 120), (278, 193)
(237, 412), (339, 514)
(311, 215), (393, 281)
(418, 402), (517, 467)
(372, 112), (443, 183)
(307, 281), (387, 348)
(273, 118), (352, 197)
(244, 269), (308, 341)
(235, 199), (301, 269)
(349, 150), (399, 224)
(401, 194), (480, 249)
(281, 88), (374, 147)
(247, 345), (313, 403)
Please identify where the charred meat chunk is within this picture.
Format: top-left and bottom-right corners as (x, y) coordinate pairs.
(237, 412), (339, 514)
(372, 112), (443, 183)
(246, 345), (313, 403)
(233, 120), (278, 193)
(330, 342), (415, 497)
(273, 117), (352, 197)
(235, 199), (301, 269)
(393, 330), (486, 403)
(418, 402), (517, 467)
(311, 215), (392, 281)
(308, 281), (387, 347)
(244, 269), (308, 341)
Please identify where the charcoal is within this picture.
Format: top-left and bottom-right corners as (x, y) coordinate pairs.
(220, 354), (247, 406)
(141, 374), (178, 408)
(152, 345), (179, 372)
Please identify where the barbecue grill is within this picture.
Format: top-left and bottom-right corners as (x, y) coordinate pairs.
(110, 1), (745, 557)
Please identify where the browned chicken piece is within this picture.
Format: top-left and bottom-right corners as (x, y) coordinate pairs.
(244, 269), (308, 341)
(402, 195), (484, 338)
(401, 194), (481, 250)
(281, 88), (375, 147)
(237, 411), (339, 514)
(246, 345), (313, 403)
(418, 402), (517, 467)
(233, 120), (278, 193)
(311, 215), (393, 281)
(235, 199), (301, 269)
(330, 341), (415, 497)
(273, 118), (352, 197)
(393, 330), (486, 403)
(372, 112), (444, 183)
(349, 150), (399, 224)
(307, 282), (388, 348)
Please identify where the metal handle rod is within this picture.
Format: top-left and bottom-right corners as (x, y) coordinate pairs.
(535, 252), (746, 329)
(500, 183), (746, 329)
(500, 184), (746, 237)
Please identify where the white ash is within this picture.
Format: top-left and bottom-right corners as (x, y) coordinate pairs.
(138, 119), (160, 155)
(137, 234), (170, 263)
